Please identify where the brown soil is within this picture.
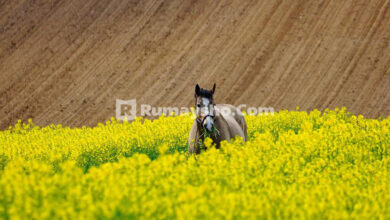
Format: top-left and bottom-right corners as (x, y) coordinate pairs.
(0, 0), (389, 128)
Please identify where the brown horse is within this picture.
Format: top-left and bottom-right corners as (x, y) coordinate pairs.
(188, 84), (247, 154)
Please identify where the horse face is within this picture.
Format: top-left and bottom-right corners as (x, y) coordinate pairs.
(196, 97), (215, 132)
(195, 83), (216, 132)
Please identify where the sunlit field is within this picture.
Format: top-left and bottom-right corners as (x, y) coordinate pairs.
(0, 108), (389, 219)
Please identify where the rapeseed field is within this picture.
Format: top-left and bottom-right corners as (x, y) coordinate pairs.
(0, 108), (389, 219)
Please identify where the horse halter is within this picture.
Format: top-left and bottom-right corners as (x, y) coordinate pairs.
(195, 96), (216, 126)
(196, 114), (215, 125)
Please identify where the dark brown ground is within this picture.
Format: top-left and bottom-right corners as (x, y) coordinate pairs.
(0, 0), (389, 129)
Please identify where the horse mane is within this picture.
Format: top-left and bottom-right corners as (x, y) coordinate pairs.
(199, 88), (213, 99)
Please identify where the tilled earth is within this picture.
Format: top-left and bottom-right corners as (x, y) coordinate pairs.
(0, 0), (389, 128)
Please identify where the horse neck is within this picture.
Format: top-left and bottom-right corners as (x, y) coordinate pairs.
(216, 111), (234, 138)
(213, 112), (230, 142)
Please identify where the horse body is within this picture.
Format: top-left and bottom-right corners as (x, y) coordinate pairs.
(188, 86), (247, 154)
(216, 104), (247, 140)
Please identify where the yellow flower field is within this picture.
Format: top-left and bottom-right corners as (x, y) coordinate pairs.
(0, 108), (389, 219)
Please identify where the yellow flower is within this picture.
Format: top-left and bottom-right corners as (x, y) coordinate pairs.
(0, 108), (388, 219)
(204, 137), (214, 148)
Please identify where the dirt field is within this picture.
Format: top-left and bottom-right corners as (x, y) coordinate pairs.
(0, 0), (389, 128)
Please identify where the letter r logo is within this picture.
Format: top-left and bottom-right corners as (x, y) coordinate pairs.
(116, 99), (136, 121)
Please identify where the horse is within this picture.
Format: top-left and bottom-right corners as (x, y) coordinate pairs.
(188, 83), (247, 154)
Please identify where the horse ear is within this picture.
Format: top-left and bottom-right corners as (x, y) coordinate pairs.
(195, 84), (201, 97)
(211, 83), (216, 94)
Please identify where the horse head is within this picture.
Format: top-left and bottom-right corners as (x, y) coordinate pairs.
(194, 83), (216, 133)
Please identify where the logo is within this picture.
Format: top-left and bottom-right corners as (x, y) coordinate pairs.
(116, 99), (137, 121)
(115, 98), (275, 121)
